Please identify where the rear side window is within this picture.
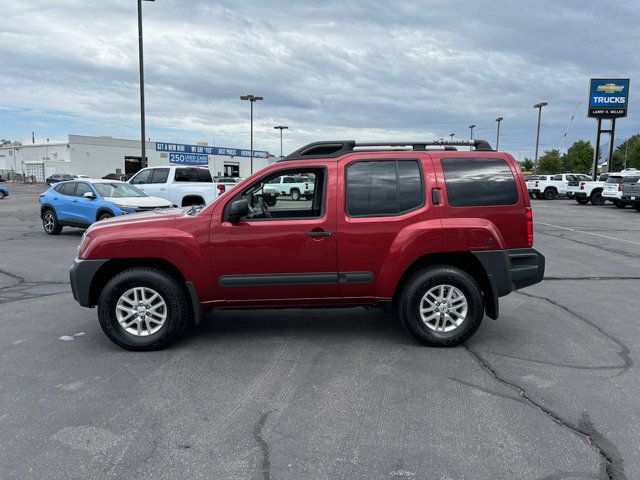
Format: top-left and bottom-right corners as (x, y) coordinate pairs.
(441, 158), (518, 207)
(174, 168), (213, 182)
(59, 183), (77, 196)
(346, 160), (424, 217)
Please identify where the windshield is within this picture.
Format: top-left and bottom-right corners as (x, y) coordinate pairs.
(93, 182), (147, 198)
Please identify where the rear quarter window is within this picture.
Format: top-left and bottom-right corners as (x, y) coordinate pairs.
(441, 157), (519, 207)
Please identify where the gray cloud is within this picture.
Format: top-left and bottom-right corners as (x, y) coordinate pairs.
(1, 0), (638, 157)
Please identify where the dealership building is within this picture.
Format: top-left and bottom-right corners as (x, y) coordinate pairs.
(0, 134), (271, 182)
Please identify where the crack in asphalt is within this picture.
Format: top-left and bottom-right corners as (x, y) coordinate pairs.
(516, 291), (632, 376)
(0, 268), (69, 305)
(537, 231), (640, 259)
(543, 276), (640, 281)
(253, 411), (272, 480)
(463, 345), (624, 480)
(448, 377), (529, 405)
(485, 351), (624, 372)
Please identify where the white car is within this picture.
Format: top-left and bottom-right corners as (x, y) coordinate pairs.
(527, 173), (591, 200)
(264, 174), (315, 201)
(602, 169), (640, 208)
(129, 166), (241, 206)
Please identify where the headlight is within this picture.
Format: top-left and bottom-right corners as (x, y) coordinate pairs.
(77, 233), (93, 259)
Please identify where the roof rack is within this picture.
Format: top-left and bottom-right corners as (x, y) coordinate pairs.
(281, 139), (494, 161)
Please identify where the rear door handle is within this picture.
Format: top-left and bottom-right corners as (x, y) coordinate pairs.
(431, 188), (440, 205)
(306, 231), (333, 237)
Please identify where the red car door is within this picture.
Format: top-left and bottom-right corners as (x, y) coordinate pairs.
(336, 152), (443, 300)
(209, 162), (338, 304)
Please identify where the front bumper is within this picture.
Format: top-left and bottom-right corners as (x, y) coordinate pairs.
(69, 258), (108, 307)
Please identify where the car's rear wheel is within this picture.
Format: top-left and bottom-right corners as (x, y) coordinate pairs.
(290, 189), (301, 201)
(398, 266), (483, 347)
(575, 196), (589, 205)
(97, 268), (190, 351)
(543, 189), (557, 200)
(0, 192), (5, 200)
(613, 200), (627, 209)
(590, 191), (605, 205)
(98, 212), (114, 221)
(42, 209), (62, 235)
(535, 193), (542, 199)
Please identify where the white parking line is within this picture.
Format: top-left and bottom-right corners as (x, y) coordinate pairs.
(536, 221), (640, 246)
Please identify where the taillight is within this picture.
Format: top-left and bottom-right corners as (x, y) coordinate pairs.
(305, 183), (309, 189)
(526, 207), (533, 247)
(217, 184), (226, 195)
(535, 181), (539, 187)
(618, 184), (623, 191)
(579, 182), (585, 190)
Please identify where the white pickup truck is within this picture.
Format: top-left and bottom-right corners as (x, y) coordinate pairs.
(601, 169), (640, 208)
(264, 174), (315, 201)
(527, 173), (591, 200)
(128, 166), (241, 206)
(566, 173), (611, 205)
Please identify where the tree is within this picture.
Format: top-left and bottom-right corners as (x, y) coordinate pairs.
(537, 149), (562, 174)
(611, 134), (640, 171)
(565, 140), (594, 173)
(521, 158), (534, 171)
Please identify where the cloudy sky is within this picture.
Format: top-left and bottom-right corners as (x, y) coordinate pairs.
(1, 0), (638, 158)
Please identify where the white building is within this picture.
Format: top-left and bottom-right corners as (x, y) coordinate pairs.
(0, 134), (271, 182)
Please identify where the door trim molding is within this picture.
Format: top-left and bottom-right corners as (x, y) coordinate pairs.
(219, 271), (374, 287)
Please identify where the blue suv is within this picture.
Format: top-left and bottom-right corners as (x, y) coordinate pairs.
(39, 179), (172, 235)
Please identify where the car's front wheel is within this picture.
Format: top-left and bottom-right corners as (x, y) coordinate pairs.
(97, 268), (191, 351)
(42, 209), (63, 235)
(398, 266), (484, 347)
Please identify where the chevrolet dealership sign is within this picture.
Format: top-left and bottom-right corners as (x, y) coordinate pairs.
(588, 78), (630, 118)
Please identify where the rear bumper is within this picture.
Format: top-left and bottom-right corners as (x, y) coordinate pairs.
(472, 248), (545, 319)
(69, 258), (107, 307)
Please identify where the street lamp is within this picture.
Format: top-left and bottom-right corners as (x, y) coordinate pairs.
(240, 94), (264, 174)
(468, 124), (476, 140)
(273, 125), (289, 158)
(137, 0), (154, 168)
(495, 117), (504, 151)
(449, 133), (455, 141)
(533, 102), (548, 164)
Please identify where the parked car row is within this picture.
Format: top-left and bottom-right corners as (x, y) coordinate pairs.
(527, 168), (640, 212)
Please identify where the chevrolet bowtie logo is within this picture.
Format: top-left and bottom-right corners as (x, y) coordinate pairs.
(596, 83), (624, 94)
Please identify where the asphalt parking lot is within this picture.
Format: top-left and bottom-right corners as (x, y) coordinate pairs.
(1, 184), (639, 480)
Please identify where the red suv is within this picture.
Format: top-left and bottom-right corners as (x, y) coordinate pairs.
(70, 140), (544, 351)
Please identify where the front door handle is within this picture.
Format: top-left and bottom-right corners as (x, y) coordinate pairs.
(306, 231), (333, 238)
(431, 188), (440, 205)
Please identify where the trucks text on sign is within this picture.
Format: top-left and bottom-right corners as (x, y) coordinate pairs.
(588, 79), (630, 118)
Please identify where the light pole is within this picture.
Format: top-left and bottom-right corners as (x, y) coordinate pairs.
(533, 102), (548, 164)
(495, 117), (503, 151)
(468, 124), (476, 140)
(240, 94), (264, 174)
(449, 133), (455, 141)
(138, 0), (154, 168)
(273, 125), (289, 158)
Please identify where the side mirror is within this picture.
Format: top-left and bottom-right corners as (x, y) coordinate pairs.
(227, 199), (249, 223)
(83, 191), (96, 199)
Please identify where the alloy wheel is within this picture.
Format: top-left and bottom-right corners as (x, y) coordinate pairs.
(115, 287), (167, 336)
(419, 284), (468, 333)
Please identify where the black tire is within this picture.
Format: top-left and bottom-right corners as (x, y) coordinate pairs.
(42, 208), (63, 235)
(97, 268), (190, 351)
(0, 192), (5, 200)
(304, 195), (313, 201)
(543, 189), (557, 200)
(265, 198), (277, 207)
(290, 189), (301, 201)
(633, 203), (640, 212)
(535, 193), (542, 199)
(98, 212), (114, 221)
(575, 196), (589, 205)
(398, 266), (484, 347)
(613, 200), (627, 209)
(590, 191), (605, 205)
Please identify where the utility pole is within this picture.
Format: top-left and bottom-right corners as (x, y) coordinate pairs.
(495, 117), (503, 151)
(273, 125), (289, 158)
(468, 124), (475, 140)
(138, 0), (155, 168)
(240, 95), (264, 174)
(533, 102), (548, 164)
